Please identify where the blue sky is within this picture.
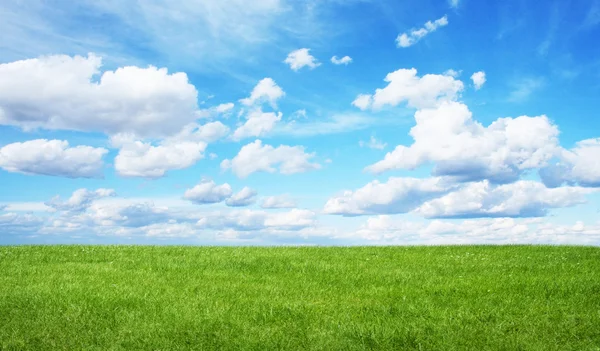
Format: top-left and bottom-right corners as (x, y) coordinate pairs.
(1, 0), (600, 245)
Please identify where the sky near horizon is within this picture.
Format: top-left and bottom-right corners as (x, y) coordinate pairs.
(1, 0), (600, 245)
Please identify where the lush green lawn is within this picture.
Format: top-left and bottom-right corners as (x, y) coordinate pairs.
(1, 245), (599, 350)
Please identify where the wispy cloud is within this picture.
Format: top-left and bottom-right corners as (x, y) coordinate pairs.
(508, 77), (545, 102)
(396, 15), (448, 48)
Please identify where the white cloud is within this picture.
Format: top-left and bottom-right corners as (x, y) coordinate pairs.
(0, 139), (107, 178)
(284, 48), (320, 71)
(353, 68), (464, 110)
(415, 180), (593, 219)
(449, 0), (460, 8)
(46, 188), (116, 213)
(350, 216), (600, 245)
(331, 55), (352, 65)
(239, 78), (285, 108)
(352, 94), (373, 110)
(366, 101), (560, 183)
(471, 71), (486, 90)
(215, 102), (234, 113)
(359, 135), (387, 150)
(226, 187), (258, 207)
(444, 69), (461, 77)
(221, 140), (321, 178)
(113, 136), (207, 178)
(323, 177), (454, 216)
(167, 121), (230, 144)
(540, 139), (600, 187)
(0, 212), (44, 235)
(232, 109), (282, 141)
(184, 180), (233, 205)
(261, 195), (297, 209)
(198, 209), (316, 232)
(0, 54), (200, 138)
(396, 15), (448, 48)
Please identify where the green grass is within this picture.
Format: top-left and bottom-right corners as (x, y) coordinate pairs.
(1, 246), (600, 350)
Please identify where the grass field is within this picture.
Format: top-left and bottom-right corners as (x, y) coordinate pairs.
(1, 245), (599, 350)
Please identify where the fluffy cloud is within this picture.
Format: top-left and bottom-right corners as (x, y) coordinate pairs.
(46, 188), (116, 213)
(396, 15), (448, 48)
(221, 140), (321, 178)
(415, 180), (593, 219)
(0, 139), (107, 178)
(359, 135), (387, 150)
(471, 71), (486, 90)
(366, 101), (559, 183)
(113, 137), (206, 178)
(331, 55), (352, 65)
(239, 78), (285, 108)
(226, 187), (258, 207)
(232, 109), (282, 141)
(0, 54), (200, 137)
(540, 139), (600, 187)
(184, 180), (233, 204)
(284, 48), (320, 71)
(323, 177), (454, 216)
(352, 68), (464, 110)
(261, 195), (297, 209)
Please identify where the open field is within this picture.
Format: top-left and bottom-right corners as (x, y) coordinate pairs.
(1, 245), (599, 350)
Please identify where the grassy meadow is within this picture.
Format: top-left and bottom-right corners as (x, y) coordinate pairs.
(1, 245), (599, 350)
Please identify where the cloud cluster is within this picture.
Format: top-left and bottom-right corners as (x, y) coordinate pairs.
(366, 101), (559, 183)
(0, 54), (200, 138)
(46, 188), (116, 213)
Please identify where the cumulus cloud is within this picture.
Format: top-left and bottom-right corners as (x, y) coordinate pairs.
(323, 177), (454, 216)
(112, 137), (207, 178)
(221, 140), (321, 178)
(184, 180), (233, 204)
(0, 139), (107, 178)
(232, 109), (282, 141)
(396, 15), (448, 48)
(359, 135), (387, 150)
(226, 187), (258, 207)
(261, 195), (297, 209)
(331, 55), (352, 65)
(415, 180), (593, 219)
(239, 78), (285, 108)
(366, 101), (560, 183)
(540, 139), (600, 187)
(284, 48), (320, 71)
(46, 188), (116, 213)
(471, 71), (486, 90)
(352, 68), (464, 110)
(0, 54), (200, 137)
